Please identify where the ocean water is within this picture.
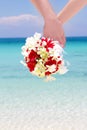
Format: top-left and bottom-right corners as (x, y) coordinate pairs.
(0, 37), (87, 130)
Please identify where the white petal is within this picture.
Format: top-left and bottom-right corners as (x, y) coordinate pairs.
(47, 64), (56, 72)
(58, 66), (68, 74)
(20, 61), (27, 67)
(45, 76), (56, 82)
(34, 32), (41, 40)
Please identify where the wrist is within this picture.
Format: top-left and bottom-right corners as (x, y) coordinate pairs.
(44, 13), (58, 22)
(57, 15), (64, 25)
(43, 9), (56, 19)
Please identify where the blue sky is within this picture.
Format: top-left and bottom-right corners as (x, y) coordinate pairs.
(0, 0), (87, 37)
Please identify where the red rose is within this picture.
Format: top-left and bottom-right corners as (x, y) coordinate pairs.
(28, 50), (40, 62)
(58, 60), (62, 65)
(45, 71), (51, 76)
(27, 61), (36, 72)
(41, 38), (54, 52)
(45, 41), (54, 52)
(45, 57), (56, 66)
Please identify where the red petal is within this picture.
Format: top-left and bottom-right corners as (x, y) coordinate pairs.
(28, 50), (40, 61)
(27, 61), (36, 72)
(58, 56), (60, 58)
(58, 60), (62, 64)
(45, 58), (56, 66)
(26, 49), (28, 52)
(45, 71), (51, 76)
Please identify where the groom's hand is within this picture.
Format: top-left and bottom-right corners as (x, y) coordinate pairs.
(43, 16), (66, 48)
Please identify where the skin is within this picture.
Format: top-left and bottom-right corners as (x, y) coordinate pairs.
(30, 0), (87, 47)
(57, 0), (87, 24)
(30, 0), (66, 48)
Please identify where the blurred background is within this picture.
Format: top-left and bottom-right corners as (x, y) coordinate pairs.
(0, 0), (87, 38)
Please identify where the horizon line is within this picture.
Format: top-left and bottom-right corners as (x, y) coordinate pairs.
(0, 36), (87, 38)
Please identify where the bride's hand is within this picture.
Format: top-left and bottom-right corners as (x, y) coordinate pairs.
(30, 0), (66, 48)
(43, 16), (66, 48)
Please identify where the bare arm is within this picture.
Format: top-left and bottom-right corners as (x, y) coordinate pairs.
(30, 0), (66, 47)
(57, 0), (87, 24)
(31, 0), (57, 20)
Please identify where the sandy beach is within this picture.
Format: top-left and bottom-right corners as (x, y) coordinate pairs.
(0, 38), (87, 130)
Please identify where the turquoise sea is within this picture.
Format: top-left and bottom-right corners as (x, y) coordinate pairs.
(0, 37), (87, 130)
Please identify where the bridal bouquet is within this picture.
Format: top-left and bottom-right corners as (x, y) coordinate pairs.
(21, 33), (68, 81)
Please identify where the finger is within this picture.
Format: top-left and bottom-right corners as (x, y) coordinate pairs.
(61, 35), (66, 48)
(62, 34), (66, 43)
(57, 37), (64, 47)
(59, 32), (66, 46)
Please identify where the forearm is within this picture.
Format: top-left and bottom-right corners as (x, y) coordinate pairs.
(30, 0), (66, 45)
(57, 0), (87, 24)
(30, 0), (56, 20)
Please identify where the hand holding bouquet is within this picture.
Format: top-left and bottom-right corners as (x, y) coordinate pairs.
(21, 33), (68, 81)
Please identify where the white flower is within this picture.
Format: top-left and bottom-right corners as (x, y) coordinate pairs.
(58, 65), (68, 74)
(21, 51), (28, 57)
(25, 33), (42, 51)
(49, 41), (63, 58)
(21, 46), (28, 57)
(34, 32), (41, 40)
(20, 60), (27, 67)
(26, 37), (34, 44)
(45, 76), (56, 82)
(46, 64), (56, 73)
(53, 41), (63, 54)
(25, 37), (36, 50)
(21, 45), (27, 51)
(42, 41), (47, 46)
